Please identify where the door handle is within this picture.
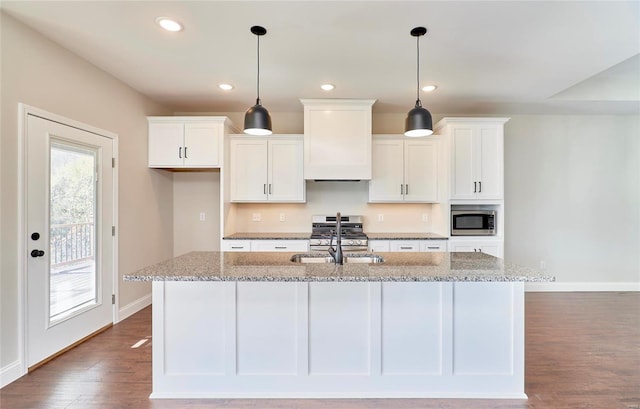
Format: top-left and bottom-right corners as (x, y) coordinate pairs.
(179, 147), (182, 158)
(31, 249), (45, 258)
(474, 181), (477, 193)
(478, 181), (481, 193)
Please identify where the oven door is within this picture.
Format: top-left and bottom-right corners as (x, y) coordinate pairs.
(451, 211), (496, 236)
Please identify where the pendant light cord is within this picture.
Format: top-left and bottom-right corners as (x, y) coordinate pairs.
(256, 34), (261, 105)
(415, 34), (422, 108)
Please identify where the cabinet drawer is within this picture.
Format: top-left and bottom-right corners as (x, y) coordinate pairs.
(390, 241), (420, 252)
(221, 240), (251, 252)
(420, 240), (448, 252)
(251, 240), (309, 252)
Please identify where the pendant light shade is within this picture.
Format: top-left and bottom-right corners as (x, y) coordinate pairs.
(244, 25), (272, 135)
(404, 27), (433, 137)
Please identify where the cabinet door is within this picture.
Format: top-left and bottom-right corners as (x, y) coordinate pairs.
(368, 240), (390, 252)
(450, 126), (476, 200)
(230, 139), (268, 201)
(148, 122), (184, 167)
(184, 122), (220, 167)
(369, 140), (404, 202)
(404, 140), (438, 202)
(268, 139), (305, 202)
(390, 241), (420, 252)
(449, 241), (502, 258)
(476, 126), (502, 199)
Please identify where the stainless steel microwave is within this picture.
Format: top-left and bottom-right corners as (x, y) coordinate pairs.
(451, 210), (497, 236)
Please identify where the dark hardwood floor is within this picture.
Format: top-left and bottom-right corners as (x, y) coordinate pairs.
(1, 292), (638, 409)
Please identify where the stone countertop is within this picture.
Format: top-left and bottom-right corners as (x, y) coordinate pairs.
(223, 233), (310, 240)
(124, 251), (554, 283)
(366, 233), (449, 240)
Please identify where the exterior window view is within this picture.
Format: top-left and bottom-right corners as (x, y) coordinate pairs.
(1, 2), (638, 409)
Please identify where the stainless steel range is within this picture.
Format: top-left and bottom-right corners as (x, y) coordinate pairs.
(309, 215), (368, 251)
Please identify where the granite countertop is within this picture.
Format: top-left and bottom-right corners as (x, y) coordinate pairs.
(223, 233), (310, 240)
(124, 251), (554, 283)
(366, 233), (448, 240)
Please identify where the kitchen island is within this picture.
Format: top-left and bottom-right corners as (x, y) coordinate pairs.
(125, 251), (553, 399)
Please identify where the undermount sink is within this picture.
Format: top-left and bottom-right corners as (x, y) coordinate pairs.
(290, 253), (385, 264)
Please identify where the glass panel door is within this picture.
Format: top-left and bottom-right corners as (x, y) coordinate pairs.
(49, 141), (98, 323)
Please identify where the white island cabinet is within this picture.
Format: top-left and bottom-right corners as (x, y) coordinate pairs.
(125, 251), (553, 400)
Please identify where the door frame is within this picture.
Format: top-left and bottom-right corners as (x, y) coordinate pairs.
(17, 103), (119, 376)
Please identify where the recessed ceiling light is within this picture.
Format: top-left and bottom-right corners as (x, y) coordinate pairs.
(156, 17), (183, 32)
(422, 85), (437, 92)
(320, 84), (335, 91)
(218, 83), (234, 91)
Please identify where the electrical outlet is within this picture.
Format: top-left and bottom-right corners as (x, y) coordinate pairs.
(279, 213), (286, 222)
(252, 213), (261, 222)
(421, 213), (429, 222)
(378, 214), (384, 222)
(199, 212), (206, 221)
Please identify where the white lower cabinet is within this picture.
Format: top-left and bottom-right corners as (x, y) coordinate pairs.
(369, 240), (448, 253)
(251, 240), (309, 252)
(449, 239), (503, 258)
(222, 240), (309, 252)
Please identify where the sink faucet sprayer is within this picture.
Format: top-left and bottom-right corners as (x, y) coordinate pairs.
(328, 212), (344, 264)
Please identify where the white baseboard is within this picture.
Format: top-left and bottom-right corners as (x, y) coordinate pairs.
(117, 292), (152, 323)
(526, 282), (640, 292)
(1, 360), (24, 389)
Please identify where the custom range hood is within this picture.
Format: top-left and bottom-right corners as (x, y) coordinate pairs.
(301, 99), (376, 181)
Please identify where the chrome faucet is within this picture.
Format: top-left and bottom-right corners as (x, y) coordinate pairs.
(328, 212), (344, 264)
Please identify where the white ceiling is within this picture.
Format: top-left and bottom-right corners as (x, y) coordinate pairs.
(2, 1), (639, 115)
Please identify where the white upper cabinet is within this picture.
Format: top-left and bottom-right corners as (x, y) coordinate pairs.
(301, 99), (375, 180)
(230, 135), (305, 203)
(148, 117), (231, 168)
(436, 118), (509, 200)
(369, 136), (438, 203)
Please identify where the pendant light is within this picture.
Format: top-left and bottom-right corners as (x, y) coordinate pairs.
(404, 27), (433, 137)
(244, 25), (272, 135)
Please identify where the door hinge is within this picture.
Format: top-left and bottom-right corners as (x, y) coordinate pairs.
(112, 157), (116, 168)
(112, 226), (116, 236)
(112, 294), (116, 305)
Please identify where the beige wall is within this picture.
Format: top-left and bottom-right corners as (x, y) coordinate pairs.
(1, 13), (173, 370)
(173, 171), (221, 256)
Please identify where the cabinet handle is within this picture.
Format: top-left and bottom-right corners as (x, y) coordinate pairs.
(474, 181), (477, 193)
(264, 184), (267, 194)
(478, 181), (481, 193)
(400, 184), (404, 195)
(231, 246), (244, 249)
(427, 246), (439, 250)
(405, 184), (409, 195)
(269, 184), (272, 194)
(179, 147), (182, 158)
(184, 146), (188, 159)
(478, 248), (482, 253)
(400, 246), (413, 250)
(274, 246), (287, 249)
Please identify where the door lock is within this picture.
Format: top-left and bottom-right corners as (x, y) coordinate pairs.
(30, 249), (45, 258)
